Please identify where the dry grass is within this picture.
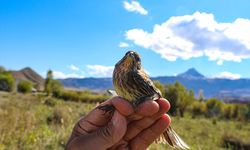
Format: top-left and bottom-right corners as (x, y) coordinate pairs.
(0, 92), (249, 150)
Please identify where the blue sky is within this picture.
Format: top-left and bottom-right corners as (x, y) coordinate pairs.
(0, 0), (250, 79)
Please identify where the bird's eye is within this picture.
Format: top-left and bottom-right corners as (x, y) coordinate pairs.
(134, 55), (141, 62)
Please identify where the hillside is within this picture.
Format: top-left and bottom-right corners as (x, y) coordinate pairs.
(11, 67), (45, 91)
(59, 68), (250, 101)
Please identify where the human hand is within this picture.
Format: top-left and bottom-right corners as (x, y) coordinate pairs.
(65, 96), (171, 150)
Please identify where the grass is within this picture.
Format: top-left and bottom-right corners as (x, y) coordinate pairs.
(0, 91), (250, 150)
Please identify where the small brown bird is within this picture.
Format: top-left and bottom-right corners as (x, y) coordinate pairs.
(99, 51), (189, 149)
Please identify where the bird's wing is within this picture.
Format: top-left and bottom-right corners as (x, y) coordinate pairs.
(130, 69), (162, 105)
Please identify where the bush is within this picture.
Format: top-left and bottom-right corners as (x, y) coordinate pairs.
(55, 89), (109, 103)
(221, 133), (250, 150)
(191, 101), (206, 118)
(222, 104), (234, 119)
(205, 98), (223, 117)
(0, 72), (14, 92)
(17, 80), (33, 93)
(164, 81), (195, 117)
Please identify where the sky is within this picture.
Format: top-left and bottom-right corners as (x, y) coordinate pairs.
(0, 0), (250, 79)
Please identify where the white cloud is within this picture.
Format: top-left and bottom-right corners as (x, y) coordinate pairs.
(68, 64), (79, 71)
(125, 12), (250, 64)
(86, 65), (114, 77)
(214, 71), (241, 80)
(119, 42), (130, 48)
(53, 71), (84, 79)
(123, 1), (148, 15)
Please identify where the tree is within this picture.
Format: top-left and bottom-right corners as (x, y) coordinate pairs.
(0, 66), (6, 73)
(17, 80), (33, 93)
(164, 83), (178, 115)
(198, 89), (204, 102)
(153, 80), (165, 96)
(44, 70), (63, 96)
(164, 81), (195, 117)
(0, 72), (14, 92)
(44, 70), (53, 95)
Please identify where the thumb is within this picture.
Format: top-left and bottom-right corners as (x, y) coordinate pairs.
(94, 111), (127, 149)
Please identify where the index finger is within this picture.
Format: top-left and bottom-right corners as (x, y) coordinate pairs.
(78, 96), (134, 132)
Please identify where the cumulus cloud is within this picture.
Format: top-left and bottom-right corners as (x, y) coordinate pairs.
(214, 71), (241, 80)
(119, 42), (130, 48)
(86, 65), (114, 77)
(123, 1), (148, 15)
(125, 12), (250, 65)
(53, 71), (84, 79)
(68, 64), (80, 71)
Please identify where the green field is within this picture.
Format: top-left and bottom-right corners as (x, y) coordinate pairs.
(0, 92), (249, 150)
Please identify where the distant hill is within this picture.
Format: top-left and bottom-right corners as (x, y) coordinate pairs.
(11, 67), (44, 91)
(59, 68), (250, 101)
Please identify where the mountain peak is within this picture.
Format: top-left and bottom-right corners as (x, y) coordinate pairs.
(178, 68), (204, 78)
(21, 67), (33, 72)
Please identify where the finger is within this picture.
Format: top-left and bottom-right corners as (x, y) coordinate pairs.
(67, 111), (127, 150)
(76, 96), (134, 135)
(129, 114), (171, 150)
(151, 98), (170, 119)
(99, 96), (134, 116)
(124, 98), (170, 141)
(136, 100), (159, 117)
(127, 100), (160, 122)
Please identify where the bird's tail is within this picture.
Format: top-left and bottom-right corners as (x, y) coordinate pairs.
(155, 126), (190, 149)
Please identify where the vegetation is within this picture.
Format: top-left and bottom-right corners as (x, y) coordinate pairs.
(155, 81), (250, 122)
(164, 81), (195, 117)
(1, 73), (250, 150)
(17, 80), (33, 93)
(44, 70), (63, 96)
(44, 70), (54, 95)
(0, 92), (249, 150)
(54, 89), (109, 103)
(0, 69), (14, 92)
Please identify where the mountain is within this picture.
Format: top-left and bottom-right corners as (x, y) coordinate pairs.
(11, 67), (45, 91)
(152, 76), (250, 101)
(177, 68), (204, 78)
(59, 68), (250, 101)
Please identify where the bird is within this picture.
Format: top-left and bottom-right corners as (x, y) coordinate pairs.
(98, 51), (189, 149)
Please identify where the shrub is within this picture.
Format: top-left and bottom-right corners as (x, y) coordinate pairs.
(17, 80), (33, 93)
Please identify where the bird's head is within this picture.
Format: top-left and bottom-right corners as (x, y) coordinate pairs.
(116, 51), (141, 70)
